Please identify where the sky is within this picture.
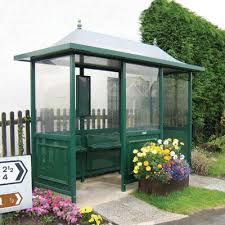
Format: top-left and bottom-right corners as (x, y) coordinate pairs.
(0, 0), (225, 114)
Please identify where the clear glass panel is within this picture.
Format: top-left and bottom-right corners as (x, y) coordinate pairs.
(81, 69), (119, 130)
(164, 74), (188, 128)
(75, 54), (120, 70)
(36, 56), (70, 133)
(126, 63), (159, 130)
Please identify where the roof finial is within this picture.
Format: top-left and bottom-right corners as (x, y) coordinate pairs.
(153, 38), (157, 46)
(77, 19), (82, 29)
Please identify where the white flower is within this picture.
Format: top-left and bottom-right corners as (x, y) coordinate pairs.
(173, 139), (179, 146)
(173, 155), (178, 160)
(157, 139), (162, 145)
(137, 162), (142, 166)
(180, 142), (184, 146)
(163, 140), (169, 145)
(170, 151), (175, 156)
(180, 154), (185, 160)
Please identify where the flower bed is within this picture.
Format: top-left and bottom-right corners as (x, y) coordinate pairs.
(133, 138), (191, 195)
(20, 188), (105, 225)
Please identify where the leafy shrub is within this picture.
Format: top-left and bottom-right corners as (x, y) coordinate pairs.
(140, 0), (225, 143)
(209, 135), (225, 151)
(199, 143), (222, 153)
(191, 149), (210, 175)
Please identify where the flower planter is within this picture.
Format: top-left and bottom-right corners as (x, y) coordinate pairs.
(138, 176), (189, 195)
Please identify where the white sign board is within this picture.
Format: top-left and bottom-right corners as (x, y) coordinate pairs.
(0, 155), (32, 214)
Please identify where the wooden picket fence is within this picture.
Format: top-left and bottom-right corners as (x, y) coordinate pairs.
(0, 107), (187, 157)
(0, 110), (31, 157)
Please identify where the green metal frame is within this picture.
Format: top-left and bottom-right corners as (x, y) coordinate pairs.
(159, 68), (164, 139)
(120, 62), (126, 192)
(69, 55), (76, 202)
(31, 60), (37, 187)
(187, 72), (192, 164)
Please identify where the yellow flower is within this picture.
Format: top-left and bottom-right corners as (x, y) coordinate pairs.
(146, 166), (151, 171)
(157, 164), (162, 169)
(133, 149), (138, 154)
(137, 162), (142, 166)
(142, 152), (146, 157)
(164, 149), (170, 155)
(137, 152), (143, 157)
(89, 214), (103, 225)
(80, 206), (93, 214)
(164, 155), (171, 161)
(133, 156), (138, 162)
(174, 145), (179, 150)
(143, 161), (149, 166)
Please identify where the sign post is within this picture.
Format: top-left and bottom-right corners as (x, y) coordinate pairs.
(0, 155), (32, 214)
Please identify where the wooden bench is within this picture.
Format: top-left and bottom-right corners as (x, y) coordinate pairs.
(85, 132), (121, 175)
(86, 133), (121, 150)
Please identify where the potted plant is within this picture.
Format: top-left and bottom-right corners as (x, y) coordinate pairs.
(133, 138), (191, 195)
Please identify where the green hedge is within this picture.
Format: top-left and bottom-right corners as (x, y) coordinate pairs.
(140, 0), (225, 143)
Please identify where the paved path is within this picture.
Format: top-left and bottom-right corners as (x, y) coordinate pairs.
(76, 173), (225, 225)
(190, 174), (225, 192)
(95, 195), (186, 225)
(159, 207), (225, 225)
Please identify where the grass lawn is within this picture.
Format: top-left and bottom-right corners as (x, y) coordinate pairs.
(133, 186), (225, 215)
(208, 152), (225, 177)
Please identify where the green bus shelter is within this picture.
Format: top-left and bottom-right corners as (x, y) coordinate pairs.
(14, 24), (204, 202)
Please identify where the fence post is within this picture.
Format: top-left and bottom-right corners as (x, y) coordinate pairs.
(50, 108), (54, 132)
(92, 109), (95, 129)
(25, 110), (31, 155)
(2, 112), (7, 157)
(63, 108), (67, 131)
(102, 109), (106, 129)
(10, 111), (15, 156)
(18, 111), (24, 155)
(97, 109), (101, 129)
(56, 108), (61, 131)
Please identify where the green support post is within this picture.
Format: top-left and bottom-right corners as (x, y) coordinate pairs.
(69, 54), (76, 202)
(188, 72), (192, 165)
(159, 68), (164, 140)
(79, 56), (85, 183)
(31, 60), (37, 187)
(120, 62), (126, 192)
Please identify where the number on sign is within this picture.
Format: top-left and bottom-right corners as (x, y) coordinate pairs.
(2, 166), (13, 173)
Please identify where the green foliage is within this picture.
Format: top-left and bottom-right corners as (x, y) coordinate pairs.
(210, 135), (225, 150)
(1, 213), (20, 225)
(140, 0), (225, 143)
(18, 123), (24, 155)
(134, 186), (225, 214)
(39, 215), (55, 224)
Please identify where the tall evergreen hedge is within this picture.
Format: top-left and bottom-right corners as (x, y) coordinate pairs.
(140, 0), (225, 142)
